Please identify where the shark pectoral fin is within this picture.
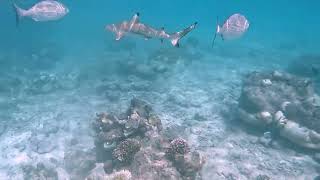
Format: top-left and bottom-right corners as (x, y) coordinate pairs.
(32, 18), (40, 22)
(116, 36), (122, 41)
(116, 31), (124, 41)
(171, 38), (179, 47)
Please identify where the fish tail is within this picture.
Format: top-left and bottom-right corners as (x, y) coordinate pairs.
(170, 22), (197, 47)
(212, 16), (220, 47)
(12, 3), (25, 27)
(160, 27), (165, 43)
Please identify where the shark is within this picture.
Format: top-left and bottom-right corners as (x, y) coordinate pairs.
(106, 13), (197, 47)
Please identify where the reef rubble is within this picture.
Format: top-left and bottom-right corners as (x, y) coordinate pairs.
(238, 71), (320, 150)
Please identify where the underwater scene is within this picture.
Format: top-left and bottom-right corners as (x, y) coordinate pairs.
(1, 0), (320, 179)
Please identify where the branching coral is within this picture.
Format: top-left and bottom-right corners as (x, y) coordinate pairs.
(112, 139), (141, 165)
(165, 138), (190, 159)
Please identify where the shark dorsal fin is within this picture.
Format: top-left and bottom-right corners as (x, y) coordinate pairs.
(129, 12), (140, 31)
(133, 12), (140, 23)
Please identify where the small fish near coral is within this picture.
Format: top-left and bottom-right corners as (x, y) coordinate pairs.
(13, 0), (69, 26)
(106, 13), (198, 47)
(212, 13), (250, 47)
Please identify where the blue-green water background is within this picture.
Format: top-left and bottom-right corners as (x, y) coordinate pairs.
(1, 0), (320, 54)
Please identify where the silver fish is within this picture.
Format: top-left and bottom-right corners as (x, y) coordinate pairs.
(13, 0), (69, 25)
(212, 13), (249, 46)
(106, 13), (197, 47)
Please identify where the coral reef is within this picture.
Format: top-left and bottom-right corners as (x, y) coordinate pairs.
(238, 71), (320, 150)
(92, 98), (204, 179)
(105, 169), (132, 180)
(166, 138), (205, 180)
(92, 98), (165, 166)
(165, 138), (190, 158)
(125, 98), (163, 133)
(112, 139), (141, 165)
(129, 147), (181, 180)
(173, 151), (205, 180)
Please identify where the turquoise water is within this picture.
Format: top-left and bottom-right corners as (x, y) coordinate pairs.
(1, 1), (320, 51)
(1, 0), (320, 179)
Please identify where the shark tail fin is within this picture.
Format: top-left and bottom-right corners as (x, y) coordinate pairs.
(12, 3), (26, 27)
(170, 22), (197, 47)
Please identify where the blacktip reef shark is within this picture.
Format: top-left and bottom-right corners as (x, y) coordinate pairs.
(106, 13), (197, 47)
